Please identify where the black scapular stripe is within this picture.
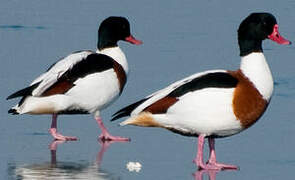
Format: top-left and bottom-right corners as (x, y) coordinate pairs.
(60, 53), (115, 83)
(168, 72), (238, 97)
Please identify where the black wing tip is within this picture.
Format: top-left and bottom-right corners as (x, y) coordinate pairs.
(111, 109), (126, 121)
(112, 108), (125, 116)
(111, 98), (148, 122)
(6, 91), (17, 100)
(111, 116), (120, 121)
(7, 92), (22, 100)
(8, 108), (19, 115)
(6, 82), (41, 100)
(6, 94), (17, 100)
(111, 112), (128, 121)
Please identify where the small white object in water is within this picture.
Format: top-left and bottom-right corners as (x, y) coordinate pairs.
(126, 162), (142, 172)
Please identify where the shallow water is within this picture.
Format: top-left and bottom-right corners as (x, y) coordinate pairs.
(1, 0), (295, 179)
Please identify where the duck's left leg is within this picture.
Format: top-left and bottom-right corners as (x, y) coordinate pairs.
(95, 113), (130, 142)
(49, 114), (78, 141)
(193, 134), (220, 170)
(206, 137), (239, 170)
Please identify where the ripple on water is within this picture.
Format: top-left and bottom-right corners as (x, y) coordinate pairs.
(0, 25), (46, 30)
(274, 77), (295, 98)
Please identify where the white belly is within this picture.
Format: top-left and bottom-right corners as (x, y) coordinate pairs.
(66, 69), (120, 113)
(155, 88), (242, 137)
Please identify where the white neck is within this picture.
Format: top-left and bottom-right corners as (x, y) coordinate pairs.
(96, 47), (129, 74)
(240, 52), (273, 101)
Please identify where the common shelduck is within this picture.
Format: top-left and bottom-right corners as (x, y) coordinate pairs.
(112, 13), (291, 170)
(7, 16), (142, 141)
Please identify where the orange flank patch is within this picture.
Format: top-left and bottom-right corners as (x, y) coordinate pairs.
(229, 70), (268, 129)
(113, 61), (127, 94)
(41, 80), (74, 97)
(125, 112), (163, 127)
(144, 96), (179, 114)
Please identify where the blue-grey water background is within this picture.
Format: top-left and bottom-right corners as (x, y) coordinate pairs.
(1, 0), (295, 179)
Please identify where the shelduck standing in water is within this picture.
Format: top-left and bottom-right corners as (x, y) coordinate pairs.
(112, 13), (291, 170)
(7, 16), (142, 142)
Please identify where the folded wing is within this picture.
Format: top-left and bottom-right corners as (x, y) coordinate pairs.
(112, 70), (238, 120)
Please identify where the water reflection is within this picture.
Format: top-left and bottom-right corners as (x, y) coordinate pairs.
(9, 141), (120, 180)
(193, 169), (219, 180)
(193, 169), (237, 180)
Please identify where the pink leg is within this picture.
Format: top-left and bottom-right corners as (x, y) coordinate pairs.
(207, 138), (239, 170)
(193, 134), (217, 170)
(95, 116), (130, 142)
(49, 114), (78, 141)
(193, 135), (234, 170)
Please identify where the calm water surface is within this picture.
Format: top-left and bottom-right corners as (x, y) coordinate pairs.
(1, 0), (295, 179)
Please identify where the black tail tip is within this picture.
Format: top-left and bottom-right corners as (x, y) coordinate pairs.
(8, 109), (19, 115)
